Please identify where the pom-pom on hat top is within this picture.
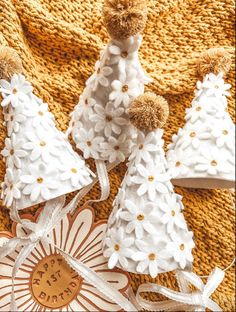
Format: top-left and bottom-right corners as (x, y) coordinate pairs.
(67, 0), (151, 165)
(103, 93), (195, 278)
(167, 48), (235, 189)
(0, 47), (94, 210)
(103, 0), (148, 40)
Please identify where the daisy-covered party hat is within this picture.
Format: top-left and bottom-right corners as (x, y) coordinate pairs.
(167, 48), (235, 189)
(0, 46), (94, 210)
(103, 93), (195, 278)
(67, 0), (152, 164)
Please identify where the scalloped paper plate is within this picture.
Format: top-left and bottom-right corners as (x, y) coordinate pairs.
(0, 206), (130, 311)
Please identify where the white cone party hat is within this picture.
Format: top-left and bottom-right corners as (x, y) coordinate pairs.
(0, 47), (94, 210)
(103, 94), (195, 278)
(167, 48), (235, 189)
(67, 0), (152, 164)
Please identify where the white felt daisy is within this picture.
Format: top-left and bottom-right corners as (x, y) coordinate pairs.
(185, 102), (216, 123)
(3, 105), (26, 136)
(0, 74), (32, 108)
(1, 133), (27, 168)
(159, 194), (187, 233)
(176, 124), (211, 150)
(73, 94), (96, 121)
(194, 78), (207, 98)
(23, 98), (55, 129)
(131, 163), (170, 201)
(165, 231), (195, 269)
(76, 128), (104, 159)
(194, 147), (231, 175)
(21, 163), (58, 202)
(167, 149), (191, 178)
(203, 73), (231, 97)
(119, 199), (160, 239)
(108, 35), (141, 72)
(211, 122), (235, 149)
(132, 238), (169, 278)
(86, 61), (113, 91)
(168, 129), (183, 150)
(23, 130), (61, 163)
(104, 228), (134, 269)
(60, 159), (93, 187)
(129, 131), (160, 164)
(109, 74), (140, 108)
(100, 134), (131, 163)
(2, 168), (22, 207)
(90, 101), (126, 137)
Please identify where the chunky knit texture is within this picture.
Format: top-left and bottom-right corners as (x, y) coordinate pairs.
(0, 0), (235, 310)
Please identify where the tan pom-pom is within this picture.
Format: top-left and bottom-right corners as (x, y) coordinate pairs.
(0, 46), (23, 80)
(128, 92), (169, 132)
(103, 0), (147, 40)
(197, 48), (232, 78)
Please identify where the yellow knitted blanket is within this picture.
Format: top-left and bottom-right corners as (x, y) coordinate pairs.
(0, 0), (235, 310)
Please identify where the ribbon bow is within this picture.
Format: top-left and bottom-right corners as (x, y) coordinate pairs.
(136, 268), (225, 312)
(0, 195), (137, 312)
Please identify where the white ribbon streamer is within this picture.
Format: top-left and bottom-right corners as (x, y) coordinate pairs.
(0, 196), (137, 312)
(136, 268), (225, 312)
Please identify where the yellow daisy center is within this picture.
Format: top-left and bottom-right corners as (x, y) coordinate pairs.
(114, 244), (120, 251)
(71, 168), (77, 174)
(211, 160), (218, 167)
(148, 176), (155, 182)
(37, 177), (44, 184)
(190, 132), (196, 138)
(137, 214), (145, 221)
(148, 253), (156, 261)
(40, 140), (46, 147)
(122, 85), (129, 92)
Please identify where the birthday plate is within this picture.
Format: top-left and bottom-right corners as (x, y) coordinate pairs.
(0, 206), (130, 311)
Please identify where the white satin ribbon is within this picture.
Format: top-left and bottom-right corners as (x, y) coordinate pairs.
(0, 196), (137, 312)
(136, 268), (225, 312)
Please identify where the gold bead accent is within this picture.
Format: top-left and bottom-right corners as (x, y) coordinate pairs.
(180, 244), (185, 251)
(211, 160), (218, 166)
(175, 161), (181, 167)
(137, 214), (145, 221)
(106, 115), (113, 122)
(121, 51), (128, 58)
(40, 140), (46, 147)
(171, 210), (176, 216)
(139, 144), (144, 150)
(97, 68), (101, 74)
(10, 149), (14, 155)
(122, 85), (129, 92)
(148, 253), (156, 261)
(114, 244), (120, 251)
(148, 176), (154, 182)
(223, 130), (228, 135)
(10, 184), (14, 190)
(196, 106), (202, 111)
(85, 99), (89, 105)
(87, 141), (92, 146)
(38, 111), (44, 116)
(214, 85), (219, 89)
(37, 177), (44, 184)
(71, 168), (77, 174)
(12, 88), (17, 94)
(190, 132), (196, 138)
(114, 145), (120, 150)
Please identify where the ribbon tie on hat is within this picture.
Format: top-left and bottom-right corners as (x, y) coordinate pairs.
(0, 195), (137, 312)
(135, 267), (225, 312)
